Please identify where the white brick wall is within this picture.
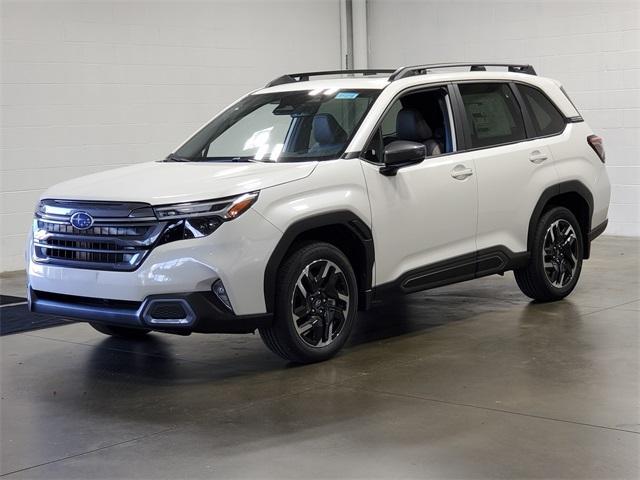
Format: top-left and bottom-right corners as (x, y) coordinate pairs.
(368, 0), (640, 236)
(2, 0), (637, 273)
(0, 0), (341, 272)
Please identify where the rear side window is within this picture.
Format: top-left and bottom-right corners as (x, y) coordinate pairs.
(518, 84), (566, 137)
(458, 83), (526, 148)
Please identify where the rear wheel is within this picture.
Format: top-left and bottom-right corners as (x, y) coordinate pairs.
(259, 242), (358, 363)
(515, 206), (583, 302)
(90, 322), (151, 338)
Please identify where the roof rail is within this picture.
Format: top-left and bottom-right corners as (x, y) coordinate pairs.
(388, 63), (537, 81)
(265, 69), (396, 88)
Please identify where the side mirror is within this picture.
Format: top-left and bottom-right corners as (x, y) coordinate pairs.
(379, 141), (426, 176)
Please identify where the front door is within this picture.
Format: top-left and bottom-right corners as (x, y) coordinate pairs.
(360, 86), (478, 290)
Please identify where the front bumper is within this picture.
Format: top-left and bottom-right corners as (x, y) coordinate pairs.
(27, 209), (282, 316)
(28, 288), (272, 334)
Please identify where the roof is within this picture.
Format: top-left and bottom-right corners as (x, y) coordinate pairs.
(256, 70), (560, 95)
(257, 63), (541, 94)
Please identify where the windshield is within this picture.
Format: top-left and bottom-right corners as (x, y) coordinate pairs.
(172, 89), (380, 163)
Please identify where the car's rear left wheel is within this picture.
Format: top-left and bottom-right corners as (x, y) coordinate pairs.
(515, 206), (583, 302)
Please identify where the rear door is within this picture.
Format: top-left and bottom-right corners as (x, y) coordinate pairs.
(452, 81), (559, 255)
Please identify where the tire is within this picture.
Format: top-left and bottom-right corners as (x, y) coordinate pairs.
(259, 242), (358, 363)
(90, 322), (151, 338)
(515, 206), (584, 302)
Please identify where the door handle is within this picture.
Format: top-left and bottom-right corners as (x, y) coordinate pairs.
(529, 150), (548, 164)
(451, 165), (473, 180)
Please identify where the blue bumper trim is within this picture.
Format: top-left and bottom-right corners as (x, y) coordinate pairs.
(29, 288), (144, 327)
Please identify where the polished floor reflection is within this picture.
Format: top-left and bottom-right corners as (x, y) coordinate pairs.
(1, 236), (639, 479)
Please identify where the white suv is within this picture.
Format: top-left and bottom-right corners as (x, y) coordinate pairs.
(27, 63), (610, 363)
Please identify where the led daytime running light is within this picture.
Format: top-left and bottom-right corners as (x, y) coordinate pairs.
(154, 192), (259, 221)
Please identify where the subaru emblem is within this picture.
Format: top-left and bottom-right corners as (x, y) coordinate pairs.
(70, 211), (94, 230)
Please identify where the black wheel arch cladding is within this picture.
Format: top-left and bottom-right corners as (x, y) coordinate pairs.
(528, 181), (594, 259)
(263, 211), (374, 313)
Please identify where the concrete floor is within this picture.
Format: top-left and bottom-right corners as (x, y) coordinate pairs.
(1, 236), (639, 479)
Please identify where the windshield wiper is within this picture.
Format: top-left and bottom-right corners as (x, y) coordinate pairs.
(230, 156), (257, 163)
(164, 153), (191, 162)
(194, 156), (257, 163)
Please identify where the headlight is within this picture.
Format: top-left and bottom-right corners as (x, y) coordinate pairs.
(154, 192), (259, 245)
(154, 192), (259, 220)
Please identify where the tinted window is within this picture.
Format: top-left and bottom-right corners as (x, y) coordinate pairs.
(381, 99), (402, 137)
(363, 88), (454, 163)
(459, 83), (526, 148)
(518, 84), (566, 136)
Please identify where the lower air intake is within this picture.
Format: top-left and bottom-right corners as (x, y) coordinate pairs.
(148, 302), (186, 320)
(142, 299), (195, 326)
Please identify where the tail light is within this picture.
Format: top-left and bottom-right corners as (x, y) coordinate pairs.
(587, 135), (605, 163)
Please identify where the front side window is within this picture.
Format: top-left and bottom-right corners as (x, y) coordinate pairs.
(517, 84), (566, 137)
(173, 89), (380, 163)
(363, 87), (455, 163)
(458, 83), (526, 148)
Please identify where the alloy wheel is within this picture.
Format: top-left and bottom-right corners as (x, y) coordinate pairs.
(291, 259), (350, 348)
(542, 219), (579, 288)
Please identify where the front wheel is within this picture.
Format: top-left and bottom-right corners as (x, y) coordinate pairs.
(259, 242), (358, 363)
(515, 206), (583, 302)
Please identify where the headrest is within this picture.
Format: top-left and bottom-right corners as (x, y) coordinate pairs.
(396, 108), (433, 142)
(313, 114), (348, 145)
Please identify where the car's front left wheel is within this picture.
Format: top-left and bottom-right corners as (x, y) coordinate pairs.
(259, 242), (358, 364)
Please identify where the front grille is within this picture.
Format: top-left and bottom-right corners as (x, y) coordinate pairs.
(33, 199), (165, 271)
(42, 239), (134, 264)
(37, 220), (149, 237)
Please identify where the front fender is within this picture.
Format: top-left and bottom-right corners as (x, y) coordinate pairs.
(254, 159), (373, 312)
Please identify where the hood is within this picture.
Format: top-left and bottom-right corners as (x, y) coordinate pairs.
(42, 161), (317, 205)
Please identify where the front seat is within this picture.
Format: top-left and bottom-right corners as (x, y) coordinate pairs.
(396, 108), (441, 156)
(309, 114), (348, 155)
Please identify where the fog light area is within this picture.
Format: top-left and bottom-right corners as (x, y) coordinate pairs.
(212, 279), (233, 311)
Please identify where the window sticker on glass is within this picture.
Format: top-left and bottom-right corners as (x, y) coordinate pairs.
(464, 93), (513, 139)
(335, 92), (359, 99)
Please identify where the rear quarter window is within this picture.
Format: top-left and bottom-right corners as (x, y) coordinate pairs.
(518, 84), (566, 137)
